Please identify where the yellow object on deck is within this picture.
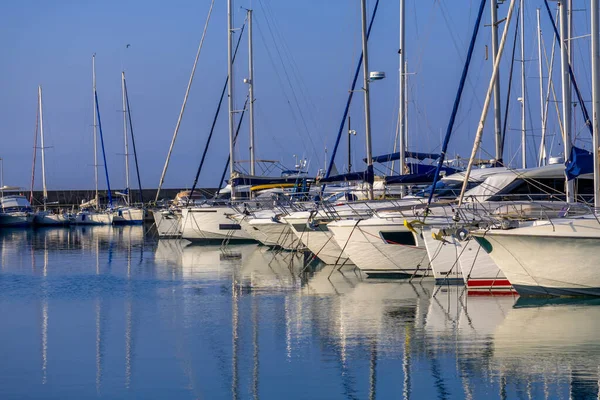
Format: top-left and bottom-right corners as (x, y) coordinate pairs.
(250, 183), (296, 192)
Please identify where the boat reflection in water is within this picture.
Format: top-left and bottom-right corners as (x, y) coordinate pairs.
(492, 298), (600, 399)
(3, 227), (600, 398)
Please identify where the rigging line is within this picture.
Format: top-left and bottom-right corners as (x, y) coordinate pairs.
(185, 22), (246, 207)
(123, 76), (144, 205)
(261, 1), (324, 137)
(155, 0), (216, 202)
(259, 1), (322, 135)
(543, 0), (592, 136)
(425, 0), (488, 211)
(501, 1), (521, 157)
(255, 3), (321, 165)
(252, 19), (315, 163)
(413, 1), (439, 73)
(94, 90), (113, 209)
(322, 0), (381, 187)
(437, 0), (484, 106)
(216, 97), (250, 197)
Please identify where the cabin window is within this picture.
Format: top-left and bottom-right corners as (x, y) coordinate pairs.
(487, 178), (576, 201)
(379, 231), (416, 246)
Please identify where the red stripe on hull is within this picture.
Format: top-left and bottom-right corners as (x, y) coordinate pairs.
(467, 279), (512, 288)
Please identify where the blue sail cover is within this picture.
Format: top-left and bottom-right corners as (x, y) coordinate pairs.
(384, 165), (461, 185)
(565, 146), (593, 180)
(319, 165), (375, 184)
(368, 151), (441, 163)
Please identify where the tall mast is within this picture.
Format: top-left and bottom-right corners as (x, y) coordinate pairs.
(360, 0), (374, 200)
(591, 0), (600, 208)
(92, 54), (99, 209)
(247, 9), (256, 176)
(227, 0), (236, 198)
(404, 60), (409, 164)
(399, 0), (406, 193)
(121, 71), (131, 205)
(520, 0), (527, 168)
(458, 0), (517, 206)
(491, 0), (503, 161)
(559, 0), (574, 202)
(536, 8), (547, 166)
(38, 85), (47, 210)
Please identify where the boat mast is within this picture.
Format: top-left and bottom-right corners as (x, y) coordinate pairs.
(30, 90), (40, 204)
(227, 0), (237, 198)
(537, 8), (547, 166)
(92, 54), (99, 210)
(247, 9), (256, 177)
(404, 60), (409, 165)
(154, 0), (215, 202)
(559, 0), (574, 202)
(360, 0), (374, 200)
(121, 71), (131, 205)
(491, 0), (503, 162)
(520, 0), (527, 168)
(399, 0), (406, 196)
(591, 0), (600, 208)
(38, 85), (48, 211)
(458, 0), (517, 206)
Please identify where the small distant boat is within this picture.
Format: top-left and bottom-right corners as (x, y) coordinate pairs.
(74, 54), (114, 226)
(0, 195), (35, 227)
(30, 85), (72, 226)
(112, 71), (145, 225)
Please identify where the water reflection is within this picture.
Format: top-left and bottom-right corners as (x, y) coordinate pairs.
(2, 227), (600, 398)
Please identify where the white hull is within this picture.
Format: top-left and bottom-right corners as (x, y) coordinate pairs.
(420, 224), (512, 292)
(73, 211), (113, 225)
(153, 209), (182, 238)
(180, 206), (254, 242)
(0, 212), (34, 227)
(248, 218), (303, 250)
(113, 207), (145, 224)
(455, 237), (512, 292)
(422, 226), (463, 284)
(285, 213), (351, 265)
(474, 216), (600, 296)
(34, 212), (71, 225)
(328, 217), (431, 277)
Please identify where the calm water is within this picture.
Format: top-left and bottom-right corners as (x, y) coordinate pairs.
(0, 226), (599, 399)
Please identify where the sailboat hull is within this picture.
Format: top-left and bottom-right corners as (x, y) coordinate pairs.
(73, 212), (113, 225)
(112, 208), (145, 224)
(284, 214), (351, 265)
(328, 217), (431, 277)
(180, 206), (255, 242)
(34, 212), (71, 226)
(474, 217), (600, 296)
(153, 209), (182, 238)
(248, 218), (303, 250)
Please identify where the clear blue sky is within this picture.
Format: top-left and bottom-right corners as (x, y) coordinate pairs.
(0, 0), (594, 191)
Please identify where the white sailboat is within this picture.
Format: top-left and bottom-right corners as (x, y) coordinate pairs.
(471, 0), (600, 296)
(33, 86), (71, 225)
(180, 2), (254, 243)
(74, 54), (113, 226)
(113, 71), (144, 225)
